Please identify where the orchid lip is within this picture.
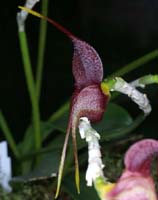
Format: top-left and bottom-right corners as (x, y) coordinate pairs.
(106, 139), (158, 200)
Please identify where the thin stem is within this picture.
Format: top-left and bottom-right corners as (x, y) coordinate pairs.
(109, 49), (158, 78)
(134, 74), (158, 86)
(49, 101), (69, 122)
(0, 111), (20, 159)
(36, 0), (49, 100)
(18, 31), (41, 151)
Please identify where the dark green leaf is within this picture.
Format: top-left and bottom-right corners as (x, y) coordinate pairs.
(63, 173), (100, 200)
(53, 103), (133, 133)
(13, 149), (60, 182)
(18, 121), (56, 156)
(94, 103), (133, 132)
(17, 103), (145, 175)
(52, 103), (146, 149)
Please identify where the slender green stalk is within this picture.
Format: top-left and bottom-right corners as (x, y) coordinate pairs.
(135, 74), (158, 85)
(18, 31), (41, 151)
(49, 101), (69, 122)
(109, 49), (158, 78)
(36, 0), (49, 100)
(0, 111), (20, 159)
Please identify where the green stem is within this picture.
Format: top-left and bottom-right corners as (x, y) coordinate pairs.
(18, 31), (41, 151)
(137, 74), (158, 85)
(109, 49), (158, 78)
(49, 101), (70, 122)
(36, 0), (49, 100)
(0, 111), (20, 159)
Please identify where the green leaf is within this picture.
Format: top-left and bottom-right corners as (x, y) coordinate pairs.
(17, 121), (57, 174)
(18, 102), (145, 164)
(17, 102), (145, 174)
(94, 103), (133, 133)
(60, 106), (142, 147)
(14, 149), (60, 182)
(63, 173), (100, 200)
(53, 103), (134, 138)
(52, 102), (146, 149)
(18, 121), (56, 156)
(19, 102), (134, 157)
(51, 112), (68, 132)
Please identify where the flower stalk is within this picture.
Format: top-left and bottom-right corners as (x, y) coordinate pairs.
(109, 50), (158, 78)
(17, 0), (41, 151)
(36, 0), (49, 100)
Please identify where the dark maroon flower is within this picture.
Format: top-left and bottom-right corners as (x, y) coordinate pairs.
(41, 16), (110, 197)
(18, 7), (110, 197)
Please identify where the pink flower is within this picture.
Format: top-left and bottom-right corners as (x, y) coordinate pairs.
(104, 139), (158, 200)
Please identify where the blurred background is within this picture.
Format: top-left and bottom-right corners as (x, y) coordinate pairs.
(0, 0), (158, 141)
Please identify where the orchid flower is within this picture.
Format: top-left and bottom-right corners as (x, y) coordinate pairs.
(78, 119), (158, 199)
(94, 139), (158, 200)
(18, 7), (158, 199)
(18, 7), (110, 197)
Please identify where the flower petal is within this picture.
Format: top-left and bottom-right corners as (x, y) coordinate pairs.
(69, 85), (109, 193)
(70, 85), (109, 129)
(72, 38), (103, 90)
(108, 171), (157, 200)
(124, 139), (158, 175)
(106, 139), (158, 200)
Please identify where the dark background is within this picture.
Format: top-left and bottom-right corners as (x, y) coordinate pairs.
(0, 0), (158, 140)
